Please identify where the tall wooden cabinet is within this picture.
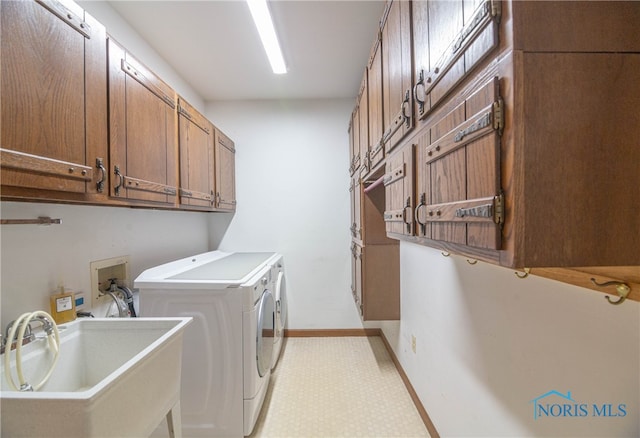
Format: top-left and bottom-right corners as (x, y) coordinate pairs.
(350, 0), (640, 303)
(350, 178), (400, 321)
(349, 29), (400, 320)
(0, 0), (107, 200)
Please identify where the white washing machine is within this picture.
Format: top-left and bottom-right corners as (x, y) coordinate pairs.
(135, 251), (281, 437)
(270, 255), (287, 369)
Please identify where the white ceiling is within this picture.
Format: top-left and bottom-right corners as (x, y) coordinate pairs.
(107, 1), (385, 101)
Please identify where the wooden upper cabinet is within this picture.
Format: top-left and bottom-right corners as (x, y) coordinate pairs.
(177, 98), (215, 210)
(0, 0), (108, 199)
(351, 71), (368, 176)
(422, 77), (502, 251)
(108, 38), (178, 206)
(411, 47), (639, 269)
(411, 0), (430, 122)
(214, 129), (236, 211)
(384, 143), (415, 237)
(512, 1), (640, 53)
(381, 0), (413, 155)
(350, 73), (367, 177)
(413, 0), (501, 119)
(352, 0), (639, 300)
(357, 75), (369, 176)
(367, 31), (384, 173)
(503, 52), (640, 268)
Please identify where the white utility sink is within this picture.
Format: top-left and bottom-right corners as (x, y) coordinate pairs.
(1, 317), (192, 437)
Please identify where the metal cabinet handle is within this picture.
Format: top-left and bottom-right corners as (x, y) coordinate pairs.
(113, 165), (123, 196)
(414, 193), (427, 235)
(403, 197), (413, 233)
(413, 69), (426, 115)
(401, 89), (411, 128)
(96, 158), (106, 193)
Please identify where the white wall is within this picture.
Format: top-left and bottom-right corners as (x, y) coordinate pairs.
(381, 242), (640, 437)
(206, 99), (363, 329)
(0, 202), (210, 329)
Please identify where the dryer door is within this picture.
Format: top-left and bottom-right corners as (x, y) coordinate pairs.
(275, 271), (287, 334)
(256, 289), (274, 377)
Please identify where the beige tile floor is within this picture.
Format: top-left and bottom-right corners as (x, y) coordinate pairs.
(249, 336), (430, 438)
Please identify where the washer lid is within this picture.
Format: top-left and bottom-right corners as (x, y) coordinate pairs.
(168, 252), (275, 282)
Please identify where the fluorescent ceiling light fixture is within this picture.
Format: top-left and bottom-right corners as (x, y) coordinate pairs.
(247, 0), (287, 74)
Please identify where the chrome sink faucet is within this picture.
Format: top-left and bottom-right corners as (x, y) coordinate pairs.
(1, 318), (36, 355)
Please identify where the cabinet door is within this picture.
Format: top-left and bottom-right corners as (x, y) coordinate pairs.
(349, 112), (357, 175)
(424, 77), (503, 250)
(1, 0), (107, 196)
(357, 72), (369, 175)
(350, 179), (356, 237)
(178, 98), (215, 209)
(361, 244), (400, 321)
(351, 242), (363, 317)
(415, 0), (501, 118)
(350, 177), (362, 241)
(512, 1), (640, 53)
(350, 73), (367, 176)
(427, 0), (464, 110)
(215, 129), (236, 211)
(384, 144), (414, 237)
(514, 53), (640, 267)
(411, 0), (430, 120)
(414, 128), (432, 238)
(367, 32), (384, 172)
(381, 0), (413, 154)
(108, 39), (178, 205)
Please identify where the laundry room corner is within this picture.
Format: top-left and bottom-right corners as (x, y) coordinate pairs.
(206, 99), (364, 330)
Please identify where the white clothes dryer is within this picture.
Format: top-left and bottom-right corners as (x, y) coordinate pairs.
(270, 255), (287, 369)
(135, 251), (280, 437)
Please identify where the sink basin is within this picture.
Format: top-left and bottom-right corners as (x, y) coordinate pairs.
(1, 317), (192, 437)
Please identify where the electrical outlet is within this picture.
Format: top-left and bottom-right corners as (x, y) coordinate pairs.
(411, 334), (416, 353)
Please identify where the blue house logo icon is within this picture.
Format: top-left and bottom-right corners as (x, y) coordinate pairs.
(529, 390), (576, 420)
(530, 390), (627, 419)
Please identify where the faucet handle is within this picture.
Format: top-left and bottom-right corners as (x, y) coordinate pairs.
(2, 319), (36, 353)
